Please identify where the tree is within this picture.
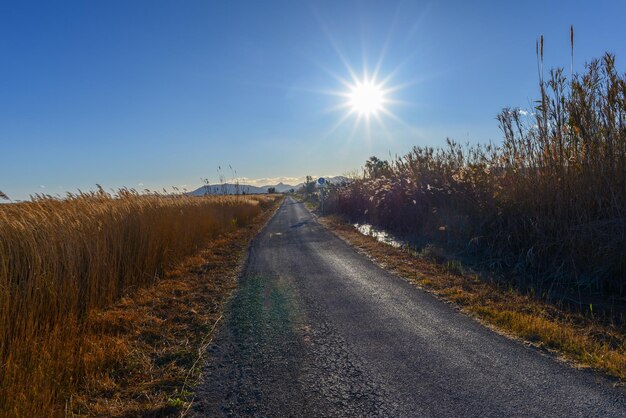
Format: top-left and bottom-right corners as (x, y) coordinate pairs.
(304, 175), (316, 196)
(267, 187), (276, 194)
(364, 156), (390, 179)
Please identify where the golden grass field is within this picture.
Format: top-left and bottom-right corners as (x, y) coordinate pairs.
(0, 189), (279, 416)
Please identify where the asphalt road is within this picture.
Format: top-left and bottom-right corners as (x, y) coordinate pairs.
(193, 197), (625, 417)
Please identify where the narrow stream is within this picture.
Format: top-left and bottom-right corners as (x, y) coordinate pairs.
(353, 223), (407, 249)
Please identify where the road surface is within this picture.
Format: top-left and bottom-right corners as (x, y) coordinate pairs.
(193, 197), (625, 417)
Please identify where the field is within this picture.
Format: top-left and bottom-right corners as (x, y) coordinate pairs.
(327, 52), (626, 319)
(0, 190), (279, 416)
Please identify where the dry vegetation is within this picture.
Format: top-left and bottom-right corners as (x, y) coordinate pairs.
(0, 189), (279, 416)
(322, 40), (626, 380)
(71, 196), (281, 416)
(327, 46), (626, 319)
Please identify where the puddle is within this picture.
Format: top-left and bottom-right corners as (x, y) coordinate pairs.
(353, 223), (407, 248)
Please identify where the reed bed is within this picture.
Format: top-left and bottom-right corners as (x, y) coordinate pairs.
(0, 189), (274, 416)
(327, 51), (626, 315)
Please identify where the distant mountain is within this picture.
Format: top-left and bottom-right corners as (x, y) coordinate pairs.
(273, 182), (297, 193)
(188, 176), (350, 196)
(188, 184), (269, 196)
(325, 176), (349, 185)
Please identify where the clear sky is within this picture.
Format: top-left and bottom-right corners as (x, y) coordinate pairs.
(1, 0), (625, 200)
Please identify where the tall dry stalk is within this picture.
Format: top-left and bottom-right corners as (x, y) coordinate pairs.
(327, 46), (626, 309)
(0, 190), (275, 416)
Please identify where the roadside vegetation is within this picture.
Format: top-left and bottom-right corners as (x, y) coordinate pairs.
(0, 189), (280, 416)
(324, 42), (626, 377)
(328, 48), (625, 316)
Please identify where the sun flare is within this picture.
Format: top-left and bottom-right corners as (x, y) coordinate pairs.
(316, 39), (414, 138)
(348, 79), (386, 117)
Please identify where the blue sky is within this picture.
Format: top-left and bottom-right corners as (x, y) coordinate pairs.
(1, 0), (625, 200)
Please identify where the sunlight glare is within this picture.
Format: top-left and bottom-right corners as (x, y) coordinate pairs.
(348, 79), (386, 117)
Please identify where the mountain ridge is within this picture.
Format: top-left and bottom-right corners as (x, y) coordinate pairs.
(188, 176), (349, 196)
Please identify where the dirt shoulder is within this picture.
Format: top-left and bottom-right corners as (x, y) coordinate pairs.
(69, 197), (283, 417)
(317, 214), (626, 383)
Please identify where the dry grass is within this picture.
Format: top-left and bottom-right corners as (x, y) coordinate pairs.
(0, 189), (279, 417)
(320, 215), (626, 381)
(327, 50), (626, 314)
(70, 196), (282, 416)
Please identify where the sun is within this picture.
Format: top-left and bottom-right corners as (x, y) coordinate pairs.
(308, 19), (422, 139)
(348, 78), (386, 117)
(315, 47), (414, 137)
(321, 69), (401, 137)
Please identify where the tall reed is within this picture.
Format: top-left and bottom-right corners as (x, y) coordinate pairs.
(0, 189), (273, 416)
(327, 51), (626, 307)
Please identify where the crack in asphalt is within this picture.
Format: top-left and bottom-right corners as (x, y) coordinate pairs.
(193, 197), (626, 417)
